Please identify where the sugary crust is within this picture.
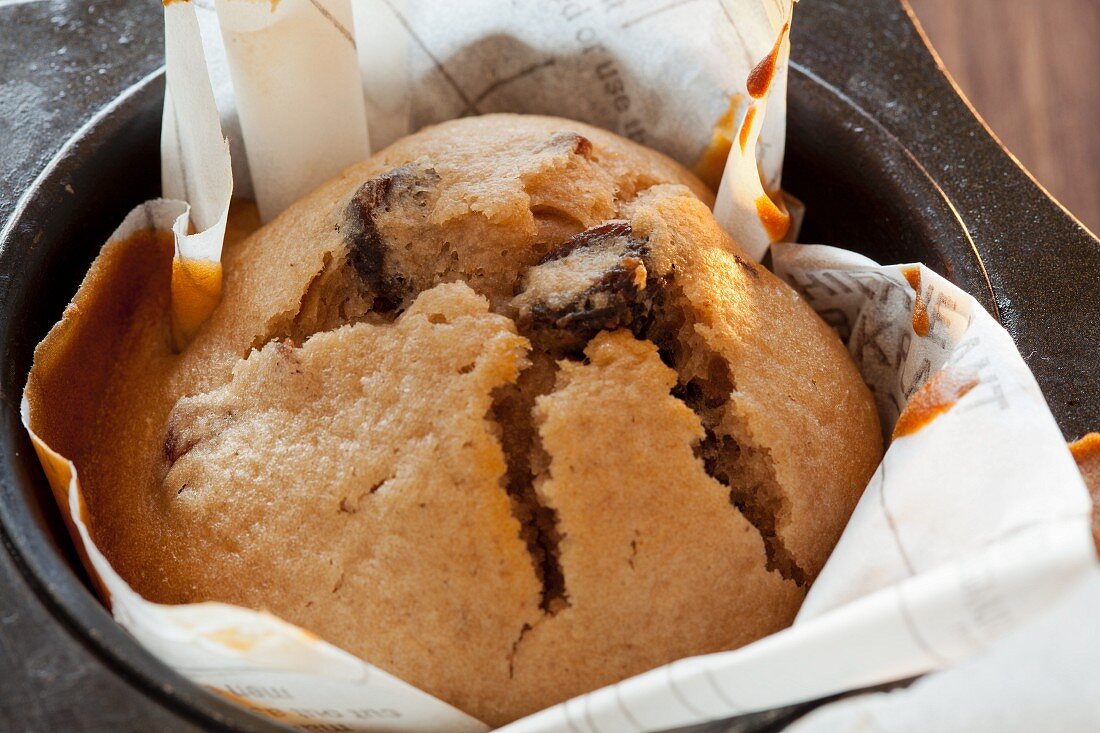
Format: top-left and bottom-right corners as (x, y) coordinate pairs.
(27, 114), (879, 725)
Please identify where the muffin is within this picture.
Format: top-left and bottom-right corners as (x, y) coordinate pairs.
(27, 114), (882, 725)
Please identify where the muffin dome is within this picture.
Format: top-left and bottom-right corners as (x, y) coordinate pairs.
(28, 114), (881, 725)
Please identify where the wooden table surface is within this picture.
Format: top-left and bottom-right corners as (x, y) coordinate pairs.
(908, 0), (1100, 235)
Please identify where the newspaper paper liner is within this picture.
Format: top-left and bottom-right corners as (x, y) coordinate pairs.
(785, 569), (1100, 733)
(20, 1), (1099, 732)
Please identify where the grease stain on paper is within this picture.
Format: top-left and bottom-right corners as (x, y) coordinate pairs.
(893, 367), (980, 439)
(902, 266), (930, 337)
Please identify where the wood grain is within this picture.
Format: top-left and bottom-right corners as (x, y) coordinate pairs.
(908, 0), (1100, 234)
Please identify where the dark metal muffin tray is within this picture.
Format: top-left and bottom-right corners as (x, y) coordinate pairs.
(1, 1), (1097, 731)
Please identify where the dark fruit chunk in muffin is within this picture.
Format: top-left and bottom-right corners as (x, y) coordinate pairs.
(511, 221), (666, 353)
(343, 163), (441, 311)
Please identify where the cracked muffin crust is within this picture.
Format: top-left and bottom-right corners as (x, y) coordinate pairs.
(27, 114), (882, 725)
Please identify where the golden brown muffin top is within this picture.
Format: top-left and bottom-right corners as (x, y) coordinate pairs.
(27, 114), (880, 725)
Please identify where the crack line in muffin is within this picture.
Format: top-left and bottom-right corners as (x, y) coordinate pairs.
(513, 218), (809, 586)
(651, 282), (808, 586)
(245, 249), (384, 356)
(245, 252), (336, 356)
(489, 375), (571, 615)
(507, 622), (534, 680)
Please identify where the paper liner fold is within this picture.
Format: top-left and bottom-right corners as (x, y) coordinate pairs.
(214, 0), (370, 222)
(713, 17), (794, 261)
(162, 1), (233, 347)
(786, 568), (1100, 733)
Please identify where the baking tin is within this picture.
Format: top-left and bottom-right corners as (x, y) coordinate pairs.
(0, 1), (1097, 731)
